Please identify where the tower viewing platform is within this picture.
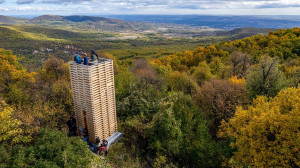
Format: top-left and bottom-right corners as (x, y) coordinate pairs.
(69, 58), (117, 144)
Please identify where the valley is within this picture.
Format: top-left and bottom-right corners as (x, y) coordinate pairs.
(0, 15), (273, 71)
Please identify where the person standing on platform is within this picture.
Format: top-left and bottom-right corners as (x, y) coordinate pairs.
(83, 128), (89, 141)
(83, 53), (89, 65)
(90, 49), (98, 61)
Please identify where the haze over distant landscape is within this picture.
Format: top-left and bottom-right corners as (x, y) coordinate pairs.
(100, 15), (300, 29)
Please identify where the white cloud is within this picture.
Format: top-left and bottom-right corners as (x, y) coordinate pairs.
(0, 7), (9, 11)
(80, 0), (300, 11)
(1, 0), (300, 15)
(0, 5), (61, 11)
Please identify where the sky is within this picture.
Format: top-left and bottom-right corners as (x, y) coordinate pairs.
(1, 0), (300, 16)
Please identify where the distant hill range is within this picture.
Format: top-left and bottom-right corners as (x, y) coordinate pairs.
(29, 15), (123, 23)
(0, 15), (148, 32)
(0, 15), (118, 23)
(26, 15), (141, 32)
(0, 15), (275, 37)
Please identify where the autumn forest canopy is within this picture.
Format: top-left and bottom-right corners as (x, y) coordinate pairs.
(0, 24), (300, 167)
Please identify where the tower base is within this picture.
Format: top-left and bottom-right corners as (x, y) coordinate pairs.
(106, 132), (123, 149)
(90, 132), (123, 153)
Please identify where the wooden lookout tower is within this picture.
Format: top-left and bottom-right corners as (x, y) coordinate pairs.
(69, 58), (117, 143)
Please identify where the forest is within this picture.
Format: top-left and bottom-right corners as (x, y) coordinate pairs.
(0, 27), (299, 167)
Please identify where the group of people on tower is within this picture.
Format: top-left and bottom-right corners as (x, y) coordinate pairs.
(74, 49), (99, 65)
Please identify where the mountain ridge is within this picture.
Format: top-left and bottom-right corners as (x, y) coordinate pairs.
(29, 15), (121, 23)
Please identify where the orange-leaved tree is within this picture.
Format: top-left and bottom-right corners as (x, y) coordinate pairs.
(219, 87), (300, 167)
(194, 79), (249, 137)
(0, 48), (36, 105)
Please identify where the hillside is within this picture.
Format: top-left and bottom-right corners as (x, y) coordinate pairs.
(15, 25), (94, 39)
(0, 15), (28, 24)
(29, 15), (121, 24)
(218, 27), (275, 39)
(30, 15), (63, 22)
(28, 15), (180, 32)
(63, 15), (119, 23)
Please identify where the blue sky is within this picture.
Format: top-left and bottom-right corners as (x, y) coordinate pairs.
(1, 0), (300, 15)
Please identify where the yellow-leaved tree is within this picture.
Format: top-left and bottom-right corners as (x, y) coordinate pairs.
(219, 87), (300, 167)
(229, 76), (246, 85)
(0, 100), (32, 144)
